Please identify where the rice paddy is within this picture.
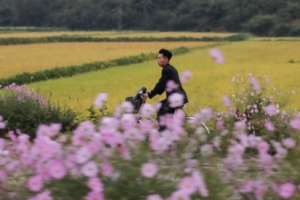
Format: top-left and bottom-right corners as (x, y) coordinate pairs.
(0, 42), (213, 78)
(25, 40), (300, 117)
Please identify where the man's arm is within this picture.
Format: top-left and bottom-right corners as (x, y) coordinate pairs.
(147, 68), (169, 99)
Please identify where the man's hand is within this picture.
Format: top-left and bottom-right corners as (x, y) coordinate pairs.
(144, 93), (148, 99)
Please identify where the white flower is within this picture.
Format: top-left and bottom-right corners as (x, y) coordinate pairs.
(168, 93), (184, 108)
(81, 161), (98, 177)
(121, 101), (134, 113)
(141, 163), (158, 178)
(94, 93), (108, 109)
(141, 104), (156, 117)
(76, 147), (92, 164)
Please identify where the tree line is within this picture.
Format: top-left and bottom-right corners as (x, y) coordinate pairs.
(1, 0), (300, 36)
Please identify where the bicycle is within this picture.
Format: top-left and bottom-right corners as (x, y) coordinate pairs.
(125, 86), (210, 135)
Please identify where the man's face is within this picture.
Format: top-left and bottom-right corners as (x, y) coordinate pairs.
(157, 54), (169, 67)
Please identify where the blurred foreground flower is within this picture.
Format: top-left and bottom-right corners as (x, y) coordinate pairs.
(209, 48), (224, 64)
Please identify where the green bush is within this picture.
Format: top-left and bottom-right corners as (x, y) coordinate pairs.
(0, 83), (78, 139)
(243, 15), (276, 36)
(290, 26), (300, 36)
(0, 26), (68, 33)
(273, 23), (292, 36)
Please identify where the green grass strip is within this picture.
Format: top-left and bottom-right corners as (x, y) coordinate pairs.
(0, 33), (252, 46)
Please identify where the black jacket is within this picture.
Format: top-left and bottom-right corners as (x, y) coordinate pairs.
(148, 63), (188, 104)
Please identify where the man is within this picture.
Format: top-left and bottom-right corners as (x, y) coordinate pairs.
(144, 48), (188, 130)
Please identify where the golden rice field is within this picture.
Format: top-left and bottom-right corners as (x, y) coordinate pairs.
(0, 31), (234, 38)
(27, 40), (300, 118)
(0, 42), (213, 78)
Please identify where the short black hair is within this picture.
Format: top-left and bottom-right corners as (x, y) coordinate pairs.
(159, 48), (172, 61)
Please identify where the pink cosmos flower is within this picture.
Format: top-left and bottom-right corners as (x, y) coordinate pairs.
(274, 145), (288, 159)
(48, 160), (66, 179)
(234, 121), (246, 133)
(139, 120), (154, 134)
(85, 191), (104, 200)
(28, 190), (52, 200)
(147, 194), (163, 200)
(48, 123), (62, 137)
(263, 104), (277, 116)
(279, 183), (296, 199)
(222, 95), (231, 107)
(289, 118), (300, 130)
(121, 101), (134, 113)
(124, 128), (143, 141)
(141, 163), (158, 178)
(282, 138), (296, 149)
(150, 137), (169, 153)
(169, 190), (190, 200)
(36, 124), (51, 137)
(192, 170), (209, 197)
(76, 146), (93, 164)
(87, 177), (104, 192)
(101, 162), (113, 177)
(250, 77), (260, 91)
(178, 177), (197, 195)
(213, 136), (221, 149)
(166, 80), (177, 92)
(8, 131), (17, 143)
(81, 161), (98, 177)
(259, 153), (273, 165)
(27, 175), (43, 192)
(254, 179), (266, 198)
(155, 102), (162, 111)
(257, 141), (269, 154)
(141, 104), (156, 117)
(264, 121), (275, 131)
(0, 122), (5, 129)
(209, 49), (224, 64)
(168, 93), (184, 108)
(87, 141), (101, 154)
(94, 93), (108, 109)
(180, 70), (192, 83)
(199, 108), (213, 122)
(121, 114), (136, 130)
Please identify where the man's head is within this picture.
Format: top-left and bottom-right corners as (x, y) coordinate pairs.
(157, 48), (172, 67)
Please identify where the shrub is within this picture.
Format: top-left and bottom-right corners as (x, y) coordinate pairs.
(243, 15), (276, 36)
(0, 83), (78, 139)
(290, 26), (300, 36)
(273, 23), (292, 36)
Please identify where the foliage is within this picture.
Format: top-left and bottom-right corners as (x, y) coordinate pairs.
(0, 26), (68, 33)
(0, 0), (300, 36)
(0, 33), (251, 46)
(86, 104), (113, 125)
(0, 83), (78, 139)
